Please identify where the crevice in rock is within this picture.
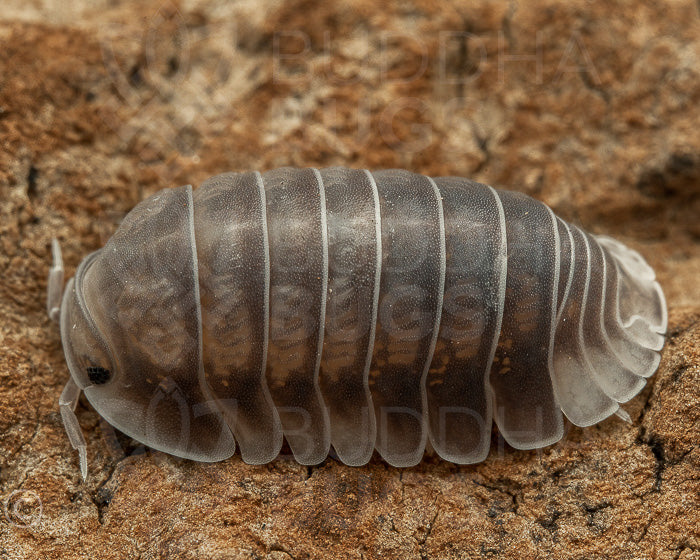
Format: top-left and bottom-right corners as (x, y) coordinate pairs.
(536, 509), (562, 539)
(635, 430), (666, 492)
(633, 517), (653, 544)
(89, 453), (131, 525)
(92, 484), (113, 525)
(582, 500), (611, 533)
(671, 364), (689, 383)
(10, 454), (59, 492)
(5, 422), (40, 465)
(415, 497), (440, 560)
(636, 427), (695, 496)
(470, 123), (491, 175)
(636, 152), (700, 199)
(27, 165), (39, 199)
(668, 319), (698, 344)
(446, 16), (481, 100)
(636, 381), (656, 425)
(471, 477), (521, 515)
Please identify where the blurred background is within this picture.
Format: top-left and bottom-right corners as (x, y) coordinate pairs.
(0, 0), (697, 303)
(0, 1), (698, 558)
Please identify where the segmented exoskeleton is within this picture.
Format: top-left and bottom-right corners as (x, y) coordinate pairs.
(49, 167), (667, 479)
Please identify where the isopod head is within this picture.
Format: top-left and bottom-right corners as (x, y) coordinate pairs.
(53, 187), (238, 480)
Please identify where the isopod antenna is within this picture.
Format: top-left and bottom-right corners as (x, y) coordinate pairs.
(48, 239), (89, 480)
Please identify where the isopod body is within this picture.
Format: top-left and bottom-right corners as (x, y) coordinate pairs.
(52, 167), (668, 478)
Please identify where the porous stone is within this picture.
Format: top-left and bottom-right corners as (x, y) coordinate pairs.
(1, 1), (698, 558)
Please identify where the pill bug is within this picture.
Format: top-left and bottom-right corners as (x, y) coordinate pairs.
(48, 167), (667, 479)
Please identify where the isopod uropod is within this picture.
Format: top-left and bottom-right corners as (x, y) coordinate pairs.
(48, 167), (667, 479)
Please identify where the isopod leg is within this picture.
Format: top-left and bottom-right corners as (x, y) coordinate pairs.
(614, 406), (632, 424)
(47, 238), (64, 323)
(59, 377), (88, 480)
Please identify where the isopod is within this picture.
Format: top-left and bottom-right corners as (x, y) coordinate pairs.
(48, 167), (668, 479)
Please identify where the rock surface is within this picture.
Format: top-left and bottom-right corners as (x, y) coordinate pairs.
(0, 1), (698, 558)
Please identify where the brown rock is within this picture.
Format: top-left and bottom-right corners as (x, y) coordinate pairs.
(0, 1), (698, 558)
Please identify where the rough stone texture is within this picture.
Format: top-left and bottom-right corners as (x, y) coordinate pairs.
(0, 1), (698, 558)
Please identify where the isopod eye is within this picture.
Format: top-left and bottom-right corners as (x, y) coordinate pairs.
(86, 366), (111, 385)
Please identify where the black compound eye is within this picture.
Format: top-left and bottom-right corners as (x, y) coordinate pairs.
(87, 366), (111, 385)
